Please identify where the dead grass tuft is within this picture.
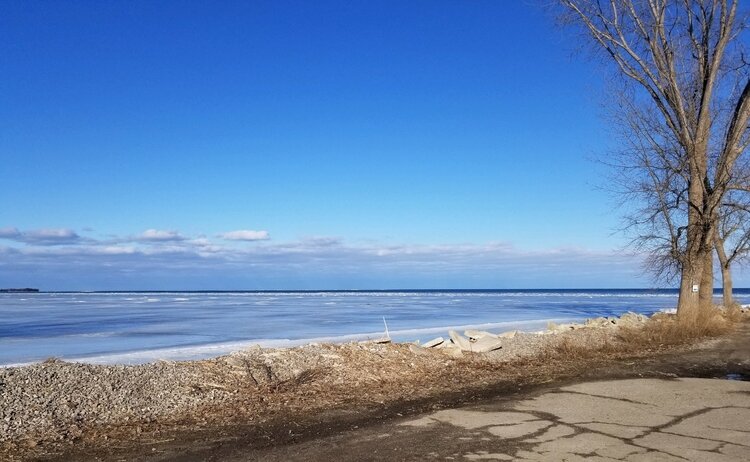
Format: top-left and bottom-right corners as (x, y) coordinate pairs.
(538, 335), (621, 363)
(537, 306), (742, 362)
(723, 304), (744, 323)
(617, 306), (735, 349)
(267, 368), (326, 393)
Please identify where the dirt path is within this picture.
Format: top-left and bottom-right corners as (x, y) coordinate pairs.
(44, 322), (750, 462)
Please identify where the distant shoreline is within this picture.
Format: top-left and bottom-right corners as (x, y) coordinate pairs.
(7, 287), (750, 295)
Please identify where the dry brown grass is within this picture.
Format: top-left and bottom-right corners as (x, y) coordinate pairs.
(554, 336), (619, 358)
(617, 306), (737, 348)
(538, 306), (743, 362)
(723, 304), (745, 323)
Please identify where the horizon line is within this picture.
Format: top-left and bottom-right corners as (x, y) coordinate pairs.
(9, 287), (750, 294)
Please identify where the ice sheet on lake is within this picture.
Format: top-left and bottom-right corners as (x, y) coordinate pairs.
(1, 289), (746, 366)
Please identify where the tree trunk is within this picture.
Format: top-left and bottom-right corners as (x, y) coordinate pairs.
(721, 265), (734, 307)
(677, 263), (702, 320)
(715, 234), (734, 307)
(677, 237), (707, 321)
(677, 161), (707, 320)
(699, 249), (714, 309)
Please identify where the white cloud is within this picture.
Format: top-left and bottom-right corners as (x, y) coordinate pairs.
(0, 226), (655, 289)
(0, 228), (664, 289)
(97, 246), (138, 255)
(138, 229), (186, 242)
(219, 230), (270, 241)
(0, 227), (80, 245)
(27, 228), (78, 239)
(0, 227), (21, 239)
(0, 236), (651, 289)
(301, 236), (340, 247)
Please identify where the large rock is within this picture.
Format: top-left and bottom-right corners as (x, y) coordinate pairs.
(464, 330), (498, 340)
(423, 337), (445, 348)
(471, 336), (504, 353)
(618, 312), (648, 327)
(449, 331), (473, 351)
(449, 330), (502, 353)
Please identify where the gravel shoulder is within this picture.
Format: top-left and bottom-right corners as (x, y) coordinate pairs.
(2, 312), (749, 461)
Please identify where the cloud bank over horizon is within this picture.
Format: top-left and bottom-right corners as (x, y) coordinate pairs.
(0, 227), (81, 245)
(0, 225), (667, 291)
(137, 229), (187, 242)
(218, 230), (270, 241)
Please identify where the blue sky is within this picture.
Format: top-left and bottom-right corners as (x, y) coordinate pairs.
(1, 1), (742, 290)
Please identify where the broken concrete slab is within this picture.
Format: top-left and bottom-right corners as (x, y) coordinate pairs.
(422, 337), (444, 348)
(471, 336), (504, 353)
(448, 330), (473, 351)
(464, 330), (498, 340)
(447, 330), (502, 353)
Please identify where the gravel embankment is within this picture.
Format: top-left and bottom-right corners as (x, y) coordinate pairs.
(1, 310), (725, 458)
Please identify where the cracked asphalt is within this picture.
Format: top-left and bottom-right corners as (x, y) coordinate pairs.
(246, 377), (750, 461)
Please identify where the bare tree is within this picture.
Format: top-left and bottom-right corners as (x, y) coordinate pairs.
(609, 95), (689, 285)
(560, 0), (750, 319)
(715, 164), (750, 305)
(611, 102), (750, 306)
